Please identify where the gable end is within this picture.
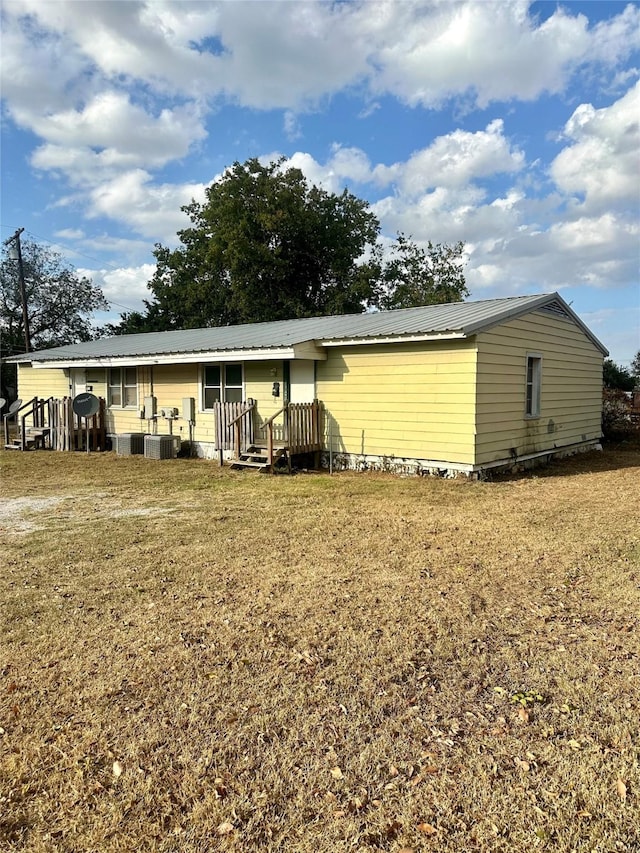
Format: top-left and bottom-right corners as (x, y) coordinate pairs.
(538, 299), (573, 321)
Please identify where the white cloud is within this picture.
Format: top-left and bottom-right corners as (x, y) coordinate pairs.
(3, 0), (224, 97)
(281, 119), (524, 199)
(374, 119), (525, 194)
(283, 111), (302, 141)
(4, 0), (638, 114)
(368, 1), (640, 108)
(86, 170), (207, 243)
(0, 8), (93, 116)
(54, 227), (84, 240)
(550, 82), (640, 213)
(29, 92), (206, 162)
(465, 208), (640, 296)
(78, 263), (156, 314)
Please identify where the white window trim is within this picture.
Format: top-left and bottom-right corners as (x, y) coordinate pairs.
(201, 363), (245, 410)
(108, 366), (138, 409)
(525, 353), (542, 418)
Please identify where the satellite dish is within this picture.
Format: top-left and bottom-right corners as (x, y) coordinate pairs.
(0, 398), (6, 414)
(8, 398), (22, 416)
(72, 393), (100, 418)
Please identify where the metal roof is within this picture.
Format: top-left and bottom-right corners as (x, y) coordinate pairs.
(9, 292), (608, 364)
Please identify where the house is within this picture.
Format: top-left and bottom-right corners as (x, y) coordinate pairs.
(7, 292), (608, 476)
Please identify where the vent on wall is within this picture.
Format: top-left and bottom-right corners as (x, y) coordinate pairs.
(539, 300), (571, 321)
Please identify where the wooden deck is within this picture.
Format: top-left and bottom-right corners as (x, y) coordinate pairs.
(3, 396), (107, 452)
(218, 400), (323, 473)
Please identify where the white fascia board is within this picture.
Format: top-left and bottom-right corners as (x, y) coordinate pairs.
(30, 344), (326, 369)
(320, 331), (466, 348)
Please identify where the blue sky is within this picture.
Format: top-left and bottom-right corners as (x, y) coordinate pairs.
(1, 0), (638, 366)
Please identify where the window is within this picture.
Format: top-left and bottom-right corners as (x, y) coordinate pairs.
(203, 363), (243, 408)
(108, 367), (137, 408)
(525, 355), (542, 417)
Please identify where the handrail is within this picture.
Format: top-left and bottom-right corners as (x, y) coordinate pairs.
(228, 400), (256, 427)
(6, 396), (36, 417)
(20, 397), (48, 450)
(3, 396), (35, 447)
(259, 404), (291, 470)
(259, 405), (287, 430)
(230, 400), (256, 461)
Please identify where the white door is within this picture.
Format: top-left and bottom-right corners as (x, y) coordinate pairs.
(289, 360), (315, 403)
(71, 368), (86, 397)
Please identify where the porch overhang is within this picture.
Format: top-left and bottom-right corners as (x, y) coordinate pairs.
(26, 341), (327, 369)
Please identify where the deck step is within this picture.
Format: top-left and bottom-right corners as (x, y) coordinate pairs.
(3, 427), (50, 451)
(230, 459), (271, 470)
(229, 445), (287, 472)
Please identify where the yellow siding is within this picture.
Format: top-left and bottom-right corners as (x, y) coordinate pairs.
(475, 310), (603, 465)
(316, 341), (477, 465)
(17, 365), (70, 399)
(110, 361), (285, 444)
(245, 361), (284, 422)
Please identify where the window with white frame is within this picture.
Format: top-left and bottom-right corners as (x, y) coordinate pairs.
(525, 354), (542, 417)
(203, 363), (244, 408)
(108, 367), (137, 408)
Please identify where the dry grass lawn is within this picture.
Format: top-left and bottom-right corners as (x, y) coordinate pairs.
(1, 442), (639, 852)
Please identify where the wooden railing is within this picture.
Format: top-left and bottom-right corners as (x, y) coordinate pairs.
(47, 397), (106, 451)
(3, 396), (106, 451)
(214, 399), (255, 461)
(260, 400), (322, 468)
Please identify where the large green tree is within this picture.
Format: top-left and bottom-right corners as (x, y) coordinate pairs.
(0, 238), (107, 400)
(111, 158), (469, 335)
(117, 159), (382, 333)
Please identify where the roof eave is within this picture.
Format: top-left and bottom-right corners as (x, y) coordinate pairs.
(25, 341), (327, 368)
(320, 330), (466, 347)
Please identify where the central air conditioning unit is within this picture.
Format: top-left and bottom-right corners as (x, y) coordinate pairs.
(144, 434), (179, 460)
(116, 432), (147, 456)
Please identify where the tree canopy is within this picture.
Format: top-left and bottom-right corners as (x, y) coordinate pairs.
(0, 238), (107, 399)
(379, 234), (468, 310)
(603, 358), (635, 392)
(112, 158), (467, 334)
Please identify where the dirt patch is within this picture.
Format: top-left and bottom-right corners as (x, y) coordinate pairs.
(0, 494), (175, 535)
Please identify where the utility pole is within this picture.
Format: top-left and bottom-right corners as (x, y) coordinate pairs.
(3, 228), (31, 353)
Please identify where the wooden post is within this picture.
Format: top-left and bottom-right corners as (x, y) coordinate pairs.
(234, 418), (241, 461)
(267, 422), (274, 470)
